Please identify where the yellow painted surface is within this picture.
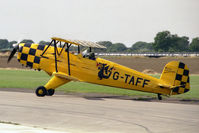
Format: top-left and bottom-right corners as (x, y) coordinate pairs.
(16, 43), (190, 96)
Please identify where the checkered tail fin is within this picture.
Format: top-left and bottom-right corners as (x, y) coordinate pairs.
(160, 61), (190, 95)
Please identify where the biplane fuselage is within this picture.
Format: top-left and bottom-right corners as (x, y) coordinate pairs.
(15, 38), (190, 98)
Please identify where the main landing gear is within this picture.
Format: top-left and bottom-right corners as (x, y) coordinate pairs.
(157, 93), (162, 100)
(35, 86), (55, 97)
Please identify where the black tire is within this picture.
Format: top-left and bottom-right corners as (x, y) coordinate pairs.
(46, 89), (55, 96)
(35, 86), (47, 97)
(157, 93), (162, 100)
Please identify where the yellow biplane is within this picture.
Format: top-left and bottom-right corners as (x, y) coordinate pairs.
(8, 37), (190, 100)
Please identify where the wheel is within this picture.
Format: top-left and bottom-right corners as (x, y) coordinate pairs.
(46, 89), (55, 96)
(157, 93), (162, 100)
(35, 86), (47, 97)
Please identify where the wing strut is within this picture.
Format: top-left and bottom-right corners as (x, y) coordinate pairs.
(41, 38), (86, 76)
(41, 40), (53, 57)
(53, 39), (58, 72)
(66, 43), (71, 75)
(40, 39), (60, 73)
(78, 45), (80, 54)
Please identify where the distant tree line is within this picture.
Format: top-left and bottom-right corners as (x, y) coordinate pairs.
(1, 31), (199, 52)
(152, 31), (199, 52)
(96, 31), (199, 52)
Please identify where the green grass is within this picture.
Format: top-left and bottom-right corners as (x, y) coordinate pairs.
(0, 69), (198, 99)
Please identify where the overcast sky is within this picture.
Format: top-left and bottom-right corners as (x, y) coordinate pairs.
(0, 0), (198, 47)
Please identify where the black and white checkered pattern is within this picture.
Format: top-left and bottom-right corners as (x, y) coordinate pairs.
(18, 43), (45, 68)
(173, 62), (190, 94)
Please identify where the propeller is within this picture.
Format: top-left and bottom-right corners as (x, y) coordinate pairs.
(7, 38), (22, 63)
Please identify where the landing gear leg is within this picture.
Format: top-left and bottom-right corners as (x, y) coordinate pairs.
(157, 93), (162, 100)
(44, 75), (70, 96)
(36, 76), (70, 97)
(35, 86), (47, 97)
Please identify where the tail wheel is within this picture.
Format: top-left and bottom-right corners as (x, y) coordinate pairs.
(46, 89), (55, 96)
(36, 86), (47, 97)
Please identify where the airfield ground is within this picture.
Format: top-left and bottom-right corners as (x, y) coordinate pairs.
(0, 90), (199, 133)
(104, 56), (199, 74)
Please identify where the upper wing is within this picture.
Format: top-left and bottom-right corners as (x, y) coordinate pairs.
(51, 37), (106, 49)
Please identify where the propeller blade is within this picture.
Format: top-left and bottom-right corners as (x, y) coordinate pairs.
(7, 45), (18, 63)
(7, 35), (25, 63)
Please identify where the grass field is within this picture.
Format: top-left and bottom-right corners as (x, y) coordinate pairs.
(0, 69), (198, 99)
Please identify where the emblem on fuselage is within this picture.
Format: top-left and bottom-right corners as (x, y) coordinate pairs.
(97, 63), (114, 80)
